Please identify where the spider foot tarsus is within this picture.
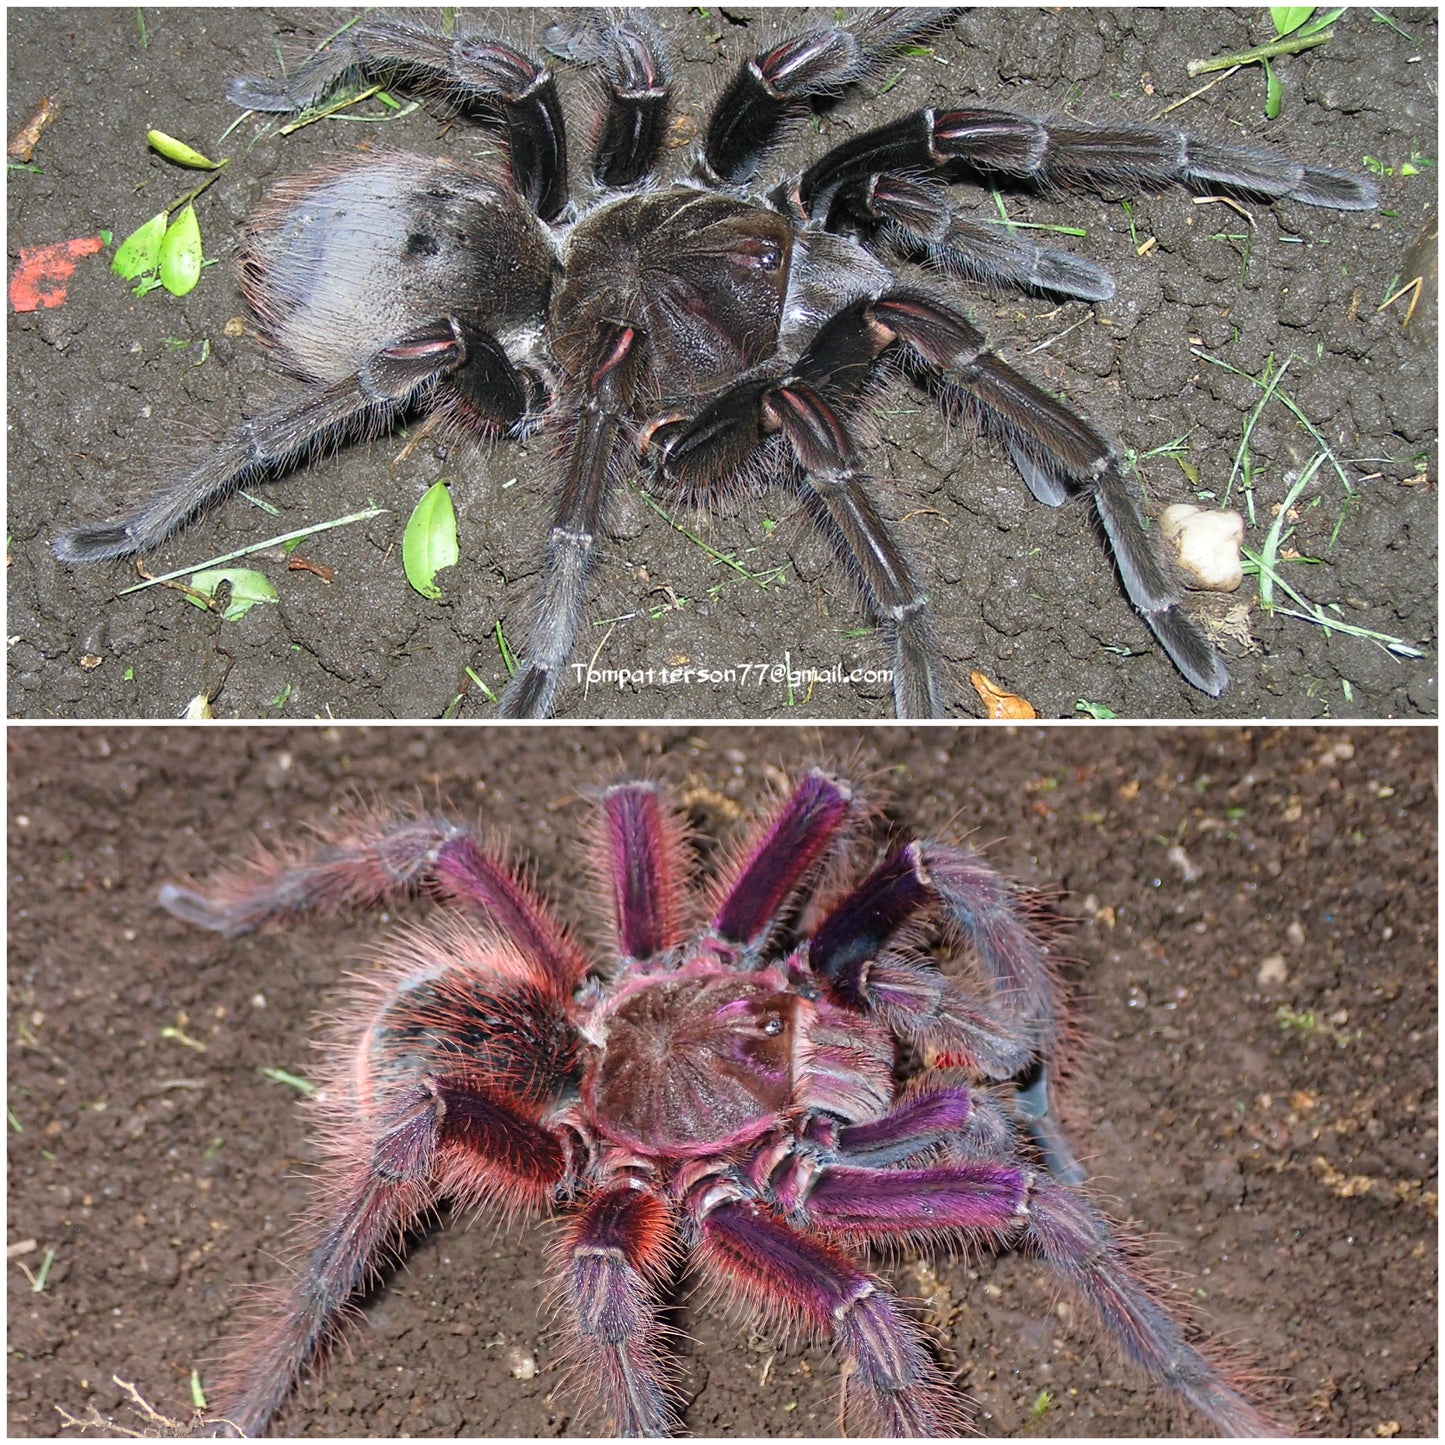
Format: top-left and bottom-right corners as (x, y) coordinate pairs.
(1026, 1178), (1285, 1436)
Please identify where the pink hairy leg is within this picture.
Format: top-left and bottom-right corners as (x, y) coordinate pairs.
(709, 770), (857, 955)
(697, 1200), (967, 1437)
(206, 1075), (569, 1437)
(554, 1185), (681, 1434)
(158, 806), (589, 990)
(599, 782), (690, 962)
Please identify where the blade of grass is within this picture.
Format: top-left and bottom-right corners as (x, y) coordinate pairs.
(1243, 545), (1424, 656)
(117, 508), (385, 595)
(1192, 347), (1354, 495)
(1227, 353), (1292, 513)
(636, 491), (784, 588)
(1253, 450), (1328, 608)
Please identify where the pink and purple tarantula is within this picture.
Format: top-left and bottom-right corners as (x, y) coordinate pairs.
(160, 766), (1277, 1436)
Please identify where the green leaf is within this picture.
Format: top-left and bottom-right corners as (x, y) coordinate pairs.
(1075, 700), (1120, 720)
(1296, 6), (1346, 38)
(1264, 57), (1283, 119)
(146, 128), (227, 169)
(188, 567), (278, 621)
(1270, 6), (1315, 38)
(111, 211), (167, 279)
(158, 203), (203, 296)
(403, 480), (459, 598)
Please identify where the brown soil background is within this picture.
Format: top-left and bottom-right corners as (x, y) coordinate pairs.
(7, 8), (1438, 721)
(7, 725), (1436, 1436)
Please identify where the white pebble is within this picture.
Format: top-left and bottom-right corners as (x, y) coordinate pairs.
(1160, 505), (1245, 592)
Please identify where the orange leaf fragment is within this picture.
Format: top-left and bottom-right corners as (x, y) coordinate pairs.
(9, 235), (105, 313)
(970, 669), (1037, 719)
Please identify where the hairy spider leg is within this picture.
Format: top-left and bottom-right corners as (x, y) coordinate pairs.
(497, 320), (640, 718)
(157, 806), (591, 992)
(1024, 1178), (1281, 1437)
(699, 8), (954, 185)
(808, 836), (1084, 1183)
(795, 106), (1378, 220)
(827, 1082), (977, 1167)
(600, 782), (690, 964)
(771, 1144), (1278, 1438)
(545, 10), (673, 188)
(646, 322), (944, 716)
(696, 1200), (968, 1436)
(552, 1185), (682, 1435)
(875, 290), (1231, 695)
(708, 769), (857, 955)
(52, 320), (477, 564)
(824, 170), (1117, 302)
(228, 14), (570, 220)
(206, 936), (579, 1437)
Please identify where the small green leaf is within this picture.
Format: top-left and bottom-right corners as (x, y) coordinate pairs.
(146, 129), (227, 170)
(1264, 57), (1283, 119)
(403, 480), (459, 598)
(112, 211), (167, 279)
(1270, 6), (1315, 38)
(188, 567), (278, 620)
(1075, 700), (1120, 720)
(1296, 6), (1346, 38)
(158, 203), (203, 296)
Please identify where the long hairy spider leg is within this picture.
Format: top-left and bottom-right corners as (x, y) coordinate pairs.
(229, 16), (569, 220)
(797, 106), (1377, 217)
(156, 806), (590, 992)
(553, 1186), (681, 1436)
(710, 769), (854, 954)
(1025, 1178), (1282, 1436)
(600, 782), (689, 963)
(53, 319), (469, 564)
(205, 1144), (439, 1438)
(788, 1159), (1030, 1246)
(766, 380), (943, 717)
(699, 9), (953, 185)
(830, 1085), (976, 1167)
(497, 321), (641, 719)
(209, 1064), (570, 1438)
(545, 10), (671, 189)
(828, 171), (1116, 302)
(697, 1200), (967, 1437)
(875, 291), (1229, 695)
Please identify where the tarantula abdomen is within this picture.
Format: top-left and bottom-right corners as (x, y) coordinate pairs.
(241, 155), (553, 390)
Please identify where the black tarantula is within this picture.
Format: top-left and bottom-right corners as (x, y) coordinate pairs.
(51, 8), (1378, 716)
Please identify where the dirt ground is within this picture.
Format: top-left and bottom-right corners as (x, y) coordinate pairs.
(7, 725), (1436, 1436)
(7, 8), (1438, 721)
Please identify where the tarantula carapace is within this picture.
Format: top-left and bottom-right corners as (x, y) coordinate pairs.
(53, 8), (1377, 715)
(161, 767), (1276, 1437)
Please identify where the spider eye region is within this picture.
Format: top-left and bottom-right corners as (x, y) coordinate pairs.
(588, 975), (798, 1154)
(554, 188), (793, 399)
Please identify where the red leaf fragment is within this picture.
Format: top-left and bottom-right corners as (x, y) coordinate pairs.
(9, 235), (105, 313)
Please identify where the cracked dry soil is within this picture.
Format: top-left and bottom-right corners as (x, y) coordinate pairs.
(7, 8), (1438, 720)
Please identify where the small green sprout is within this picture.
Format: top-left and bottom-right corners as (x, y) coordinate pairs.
(258, 1066), (317, 1095)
